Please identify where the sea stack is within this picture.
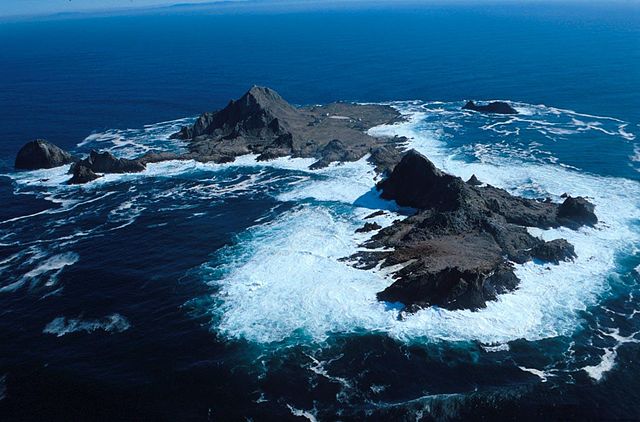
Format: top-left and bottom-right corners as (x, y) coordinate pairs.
(463, 100), (518, 115)
(15, 140), (76, 170)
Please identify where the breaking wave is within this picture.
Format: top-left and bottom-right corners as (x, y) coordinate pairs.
(201, 101), (640, 356)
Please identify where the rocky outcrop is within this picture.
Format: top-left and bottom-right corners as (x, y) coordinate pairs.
(67, 163), (100, 185)
(13, 88), (598, 312)
(467, 174), (482, 186)
(368, 144), (404, 175)
(64, 150), (145, 184)
(356, 222), (382, 233)
(531, 239), (576, 264)
(377, 149), (468, 211)
(350, 150), (597, 311)
(17, 87), (403, 183)
(169, 126), (192, 140)
(463, 100), (518, 115)
(74, 150), (145, 174)
(172, 86), (403, 169)
(310, 139), (364, 169)
(15, 140), (76, 170)
(377, 261), (519, 312)
(364, 210), (386, 219)
(138, 151), (183, 165)
(557, 196), (598, 228)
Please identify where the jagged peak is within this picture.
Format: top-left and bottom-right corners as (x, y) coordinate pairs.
(235, 85), (296, 114)
(378, 149), (466, 210)
(398, 149), (445, 178)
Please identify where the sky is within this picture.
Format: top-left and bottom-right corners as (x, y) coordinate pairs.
(0, 0), (227, 18)
(0, 0), (629, 18)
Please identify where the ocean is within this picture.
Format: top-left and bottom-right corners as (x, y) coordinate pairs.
(1, 2), (639, 420)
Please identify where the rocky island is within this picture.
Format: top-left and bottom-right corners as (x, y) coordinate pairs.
(13, 86), (597, 312)
(463, 100), (519, 114)
(350, 150), (595, 311)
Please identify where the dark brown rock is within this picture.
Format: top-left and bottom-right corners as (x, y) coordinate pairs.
(463, 100), (518, 115)
(531, 239), (576, 264)
(356, 222), (382, 233)
(364, 210), (386, 219)
(75, 150), (145, 174)
(377, 149), (468, 211)
(467, 174), (482, 186)
(350, 150), (596, 312)
(172, 86), (403, 170)
(15, 140), (76, 170)
(557, 196), (598, 228)
(67, 163), (100, 185)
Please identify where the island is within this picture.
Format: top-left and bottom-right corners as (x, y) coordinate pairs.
(13, 86), (597, 311)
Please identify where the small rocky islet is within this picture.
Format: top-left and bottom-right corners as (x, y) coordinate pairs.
(13, 86), (597, 312)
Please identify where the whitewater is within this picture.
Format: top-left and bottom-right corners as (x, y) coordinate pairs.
(2, 100), (639, 385)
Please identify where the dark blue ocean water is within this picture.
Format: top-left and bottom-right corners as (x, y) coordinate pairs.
(1, 2), (640, 420)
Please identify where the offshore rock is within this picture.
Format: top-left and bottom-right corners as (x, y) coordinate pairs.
(15, 140), (76, 170)
(463, 100), (518, 115)
(75, 150), (145, 174)
(531, 239), (576, 264)
(67, 163), (100, 185)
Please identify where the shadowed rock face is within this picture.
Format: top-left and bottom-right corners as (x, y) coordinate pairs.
(65, 150), (145, 184)
(67, 163), (100, 185)
(467, 174), (482, 186)
(351, 150), (597, 311)
(15, 140), (76, 170)
(557, 196), (598, 228)
(463, 100), (518, 115)
(377, 149), (468, 211)
(73, 150), (146, 174)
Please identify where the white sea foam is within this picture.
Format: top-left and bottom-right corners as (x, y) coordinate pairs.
(0, 252), (79, 293)
(286, 405), (318, 422)
(43, 313), (131, 337)
(481, 343), (510, 353)
(582, 329), (640, 382)
(206, 104), (640, 346)
(518, 366), (553, 382)
(78, 117), (192, 158)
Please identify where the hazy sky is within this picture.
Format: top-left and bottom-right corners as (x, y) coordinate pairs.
(1, 0), (627, 18)
(0, 0), (225, 17)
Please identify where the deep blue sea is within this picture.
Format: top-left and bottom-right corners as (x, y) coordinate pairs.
(1, 2), (640, 420)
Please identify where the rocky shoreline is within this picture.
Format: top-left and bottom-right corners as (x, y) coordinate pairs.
(13, 86), (597, 312)
(350, 150), (594, 311)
